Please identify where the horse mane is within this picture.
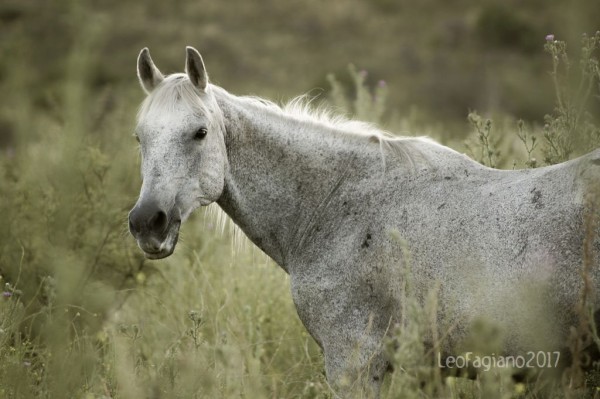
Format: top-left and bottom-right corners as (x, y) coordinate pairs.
(280, 95), (433, 170)
(241, 92), (382, 137)
(227, 89), (408, 142)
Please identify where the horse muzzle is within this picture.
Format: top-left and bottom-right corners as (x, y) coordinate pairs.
(128, 200), (181, 259)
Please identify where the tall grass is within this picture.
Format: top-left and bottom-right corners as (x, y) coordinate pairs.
(0, 12), (143, 397)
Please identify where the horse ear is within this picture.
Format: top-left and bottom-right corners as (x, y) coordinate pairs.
(185, 46), (208, 91)
(137, 48), (164, 94)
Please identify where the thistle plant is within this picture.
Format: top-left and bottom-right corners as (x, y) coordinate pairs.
(188, 309), (204, 350)
(542, 32), (600, 164)
(516, 119), (538, 168)
(466, 33), (600, 169)
(466, 111), (500, 168)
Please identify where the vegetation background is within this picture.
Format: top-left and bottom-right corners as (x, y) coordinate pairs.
(0, 0), (599, 397)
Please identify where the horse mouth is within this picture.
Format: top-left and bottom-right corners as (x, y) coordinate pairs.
(143, 248), (175, 260)
(138, 221), (181, 260)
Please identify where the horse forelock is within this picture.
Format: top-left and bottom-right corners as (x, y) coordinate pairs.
(137, 74), (225, 132)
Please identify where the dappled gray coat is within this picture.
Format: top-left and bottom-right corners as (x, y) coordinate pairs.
(128, 47), (600, 396)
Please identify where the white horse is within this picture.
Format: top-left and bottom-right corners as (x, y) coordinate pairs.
(128, 47), (600, 396)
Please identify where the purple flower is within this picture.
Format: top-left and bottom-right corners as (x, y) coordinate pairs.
(359, 69), (368, 78)
(545, 34), (555, 41)
(378, 80), (387, 88)
(2, 291), (12, 297)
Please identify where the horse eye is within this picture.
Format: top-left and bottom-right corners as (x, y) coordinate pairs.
(134, 134), (140, 143)
(194, 127), (208, 140)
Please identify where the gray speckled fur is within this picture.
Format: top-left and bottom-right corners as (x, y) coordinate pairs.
(131, 48), (600, 396)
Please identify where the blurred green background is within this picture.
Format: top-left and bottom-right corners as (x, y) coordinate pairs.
(2, 0), (599, 145)
(1, 0), (599, 397)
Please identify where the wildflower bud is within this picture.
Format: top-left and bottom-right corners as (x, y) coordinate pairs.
(467, 113), (480, 124)
(96, 330), (108, 343)
(515, 383), (525, 394)
(135, 272), (146, 284)
(545, 34), (555, 41)
(378, 80), (386, 88)
(189, 310), (202, 323)
(359, 70), (368, 78)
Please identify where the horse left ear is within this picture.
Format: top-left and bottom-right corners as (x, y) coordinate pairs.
(185, 46), (208, 91)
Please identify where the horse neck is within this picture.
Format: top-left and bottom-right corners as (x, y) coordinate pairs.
(213, 88), (382, 269)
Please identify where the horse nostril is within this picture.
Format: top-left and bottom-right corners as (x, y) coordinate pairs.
(128, 217), (136, 234)
(149, 210), (168, 232)
(129, 201), (169, 236)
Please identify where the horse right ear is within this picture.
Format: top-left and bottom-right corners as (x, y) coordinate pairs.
(137, 48), (164, 94)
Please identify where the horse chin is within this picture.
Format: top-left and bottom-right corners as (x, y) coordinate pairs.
(140, 221), (181, 260)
